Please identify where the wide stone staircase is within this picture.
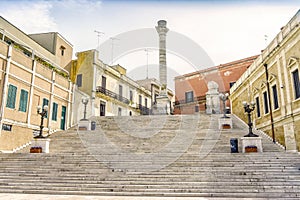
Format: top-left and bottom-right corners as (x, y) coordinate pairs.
(1, 114), (300, 198)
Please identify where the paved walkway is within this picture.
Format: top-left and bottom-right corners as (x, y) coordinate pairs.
(0, 194), (208, 200)
(0, 194), (266, 200)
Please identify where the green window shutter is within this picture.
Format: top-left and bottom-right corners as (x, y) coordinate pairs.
(42, 98), (49, 118)
(52, 102), (58, 121)
(6, 85), (17, 109)
(19, 89), (28, 112)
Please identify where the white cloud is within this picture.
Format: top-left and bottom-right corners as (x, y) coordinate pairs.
(0, 1), (57, 33)
(0, 0), (299, 75)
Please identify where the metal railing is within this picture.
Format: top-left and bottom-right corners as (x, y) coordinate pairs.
(96, 86), (130, 105)
(174, 95), (206, 106)
(96, 86), (151, 115)
(138, 104), (150, 115)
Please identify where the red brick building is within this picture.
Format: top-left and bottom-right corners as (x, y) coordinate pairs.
(174, 55), (258, 114)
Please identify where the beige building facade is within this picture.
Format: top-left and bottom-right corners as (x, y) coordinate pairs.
(230, 10), (300, 152)
(136, 78), (174, 114)
(0, 17), (74, 151)
(71, 50), (152, 117)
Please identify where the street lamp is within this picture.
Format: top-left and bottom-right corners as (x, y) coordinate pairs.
(242, 101), (258, 137)
(219, 93), (229, 118)
(35, 105), (49, 138)
(82, 97), (89, 120)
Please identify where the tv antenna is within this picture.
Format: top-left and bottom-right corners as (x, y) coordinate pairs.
(110, 37), (120, 65)
(94, 30), (104, 48)
(144, 48), (152, 79)
(264, 35), (268, 46)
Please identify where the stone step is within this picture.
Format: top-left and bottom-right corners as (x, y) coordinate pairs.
(0, 187), (299, 199)
(4, 114), (300, 198)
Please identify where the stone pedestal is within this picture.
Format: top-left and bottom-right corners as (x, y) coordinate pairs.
(241, 137), (263, 153)
(152, 95), (170, 115)
(284, 123), (297, 152)
(78, 119), (91, 131)
(31, 138), (51, 153)
(218, 118), (232, 129)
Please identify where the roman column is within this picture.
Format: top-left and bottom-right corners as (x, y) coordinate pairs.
(156, 20), (169, 96)
(153, 20), (170, 115)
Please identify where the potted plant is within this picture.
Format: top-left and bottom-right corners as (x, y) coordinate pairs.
(245, 145), (257, 153)
(30, 146), (42, 153)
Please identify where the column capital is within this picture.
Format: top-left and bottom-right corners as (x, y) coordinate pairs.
(156, 20), (169, 35)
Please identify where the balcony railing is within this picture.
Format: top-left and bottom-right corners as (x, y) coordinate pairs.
(138, 104), (150, 115)
(96, 86), (130, 105)
(174, 95), (206, 106)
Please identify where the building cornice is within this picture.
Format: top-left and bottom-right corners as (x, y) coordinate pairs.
(230, 9), (300, 94)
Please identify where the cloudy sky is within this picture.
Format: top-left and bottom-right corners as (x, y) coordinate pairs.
(0, 0), (299, 89)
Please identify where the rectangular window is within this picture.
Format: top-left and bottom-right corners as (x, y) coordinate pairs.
(195, 105), (199, 112)
(292, 69), (300, 99)
(229, 82), (236, 88)
(60, 46), (65, 56)
(76, 74), (82, 87)
(145, 98), (148, 108)
(185, 91), (194, 103)
(119, 85), (123, 96)
(129, 90), (133, 102)
(139, 95), (142, 105)
(100, 101), (106, 116)
(272, 85), (279, 110)
(19, 89), (28, 112)
(2, 124), (12, 131)
(52, 102), (58, 121)
(263, 91), (269, 114)
(43, 98), (49, 118)
(255, 96), (261, 118)
(6, 84), (17, 109)
(102, 76), (106, 89)
(118, 107), (122, 116)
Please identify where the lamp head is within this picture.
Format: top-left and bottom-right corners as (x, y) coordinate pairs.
(43, 105), (49, 112)
(81, 97), (89, 104)
(242, 101), (248, 107)
(37, 105), (42, 113)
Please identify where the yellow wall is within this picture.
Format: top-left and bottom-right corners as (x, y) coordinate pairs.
(0, 39), (73, 151)
(230, 12), (300, 151)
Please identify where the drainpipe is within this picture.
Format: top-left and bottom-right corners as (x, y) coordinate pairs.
(264, 63), (276, 143)
(0, 45), (12, 136)
(151, 82), (153, 115)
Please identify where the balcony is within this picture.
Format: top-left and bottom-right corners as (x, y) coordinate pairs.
(174, 95), (206, 106)
(138, 104), (150, 115)
(96, 86), (130, 105)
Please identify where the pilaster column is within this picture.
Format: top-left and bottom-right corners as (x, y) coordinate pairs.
(27, 53), (36, 125)
(0, 45), (12, 136)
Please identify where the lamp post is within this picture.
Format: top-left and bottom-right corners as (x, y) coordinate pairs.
(219, 93), (229, 118)
(82, 97), (89, 120)
(35, 105), (48, 138)
(242, 101), (258, 137)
